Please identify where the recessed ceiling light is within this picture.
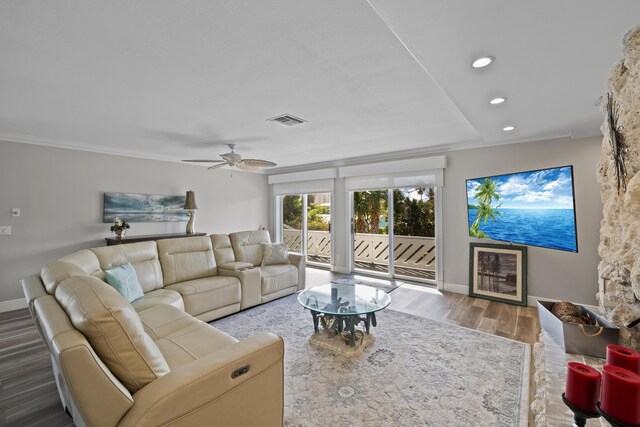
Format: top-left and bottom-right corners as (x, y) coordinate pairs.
(490, 97), (507, 105)
(502, 125), (516, 132)
(471, 56), (494, 68)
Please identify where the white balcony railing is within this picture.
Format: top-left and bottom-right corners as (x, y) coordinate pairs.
(283, 229), (435, 272)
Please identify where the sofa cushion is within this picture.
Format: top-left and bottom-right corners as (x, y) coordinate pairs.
(41, 260), (87, 294)
(229, 230), (271, 267)
(260, 264), (298, 295)
(138, 304), (197, 340)
(104, 263), (145, 303)
(155, 322), (238, 369)
(165, 276), (240, 317)
(131, 289), (184, 313)
(211, 234), (236, 265)
(157, 237), (217, 285)
(55, 275), (170, 394)
(61, 249), (103, 276)
(92, 242), (163, 293)
(261, 242), (290, 266)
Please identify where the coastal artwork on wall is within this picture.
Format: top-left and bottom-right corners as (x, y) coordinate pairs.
(466, 165), (578, 252)
(469, 242), (527, 306)
(103, 192), (188, 223)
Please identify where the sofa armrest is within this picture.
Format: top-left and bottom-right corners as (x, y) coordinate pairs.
(218, 267), (262, 309)
(218, 261), (254, 271)
(288, 253), (306, 291)
(118, 332), (284, 427)
(21, 275), (48, 316)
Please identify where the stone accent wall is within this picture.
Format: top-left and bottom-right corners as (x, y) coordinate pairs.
(597, 25), (640, 349)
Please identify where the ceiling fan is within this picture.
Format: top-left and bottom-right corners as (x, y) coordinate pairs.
(182, 144), (277, 171)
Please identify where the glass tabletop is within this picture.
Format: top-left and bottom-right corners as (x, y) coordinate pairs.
(298, 283), (391, 316)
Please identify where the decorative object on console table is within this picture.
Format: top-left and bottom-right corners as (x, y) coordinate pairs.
(468, 242), (527, 306)
(105, 232), (206, 246)
(184, 190), (198, 234)
(109, 217), (130, 240)
(598, 364), (640, 426)
(103, 192), (188, 223)
(607, 344), (640, 374)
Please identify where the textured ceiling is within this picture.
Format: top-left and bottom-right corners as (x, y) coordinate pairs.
(1, 1), (639, 170)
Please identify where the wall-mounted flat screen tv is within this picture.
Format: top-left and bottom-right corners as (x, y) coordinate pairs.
(466, 166), (578, 252)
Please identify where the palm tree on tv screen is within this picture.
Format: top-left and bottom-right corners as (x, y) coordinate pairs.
(470, 178), (502, 239)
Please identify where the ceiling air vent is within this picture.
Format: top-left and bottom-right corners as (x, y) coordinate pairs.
(267, 114), (307, 127)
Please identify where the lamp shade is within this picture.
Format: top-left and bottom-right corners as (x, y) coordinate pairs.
(184, 191), (198, 210)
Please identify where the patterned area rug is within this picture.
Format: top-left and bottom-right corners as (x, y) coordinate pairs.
(211, 295), (529, 426)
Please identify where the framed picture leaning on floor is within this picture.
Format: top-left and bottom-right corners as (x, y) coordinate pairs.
(469, 242), (527, 306)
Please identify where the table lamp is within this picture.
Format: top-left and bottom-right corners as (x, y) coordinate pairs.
(184, 190), (198, 234)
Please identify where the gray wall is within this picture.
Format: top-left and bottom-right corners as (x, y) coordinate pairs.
(442, 136), (603, 305)
(326, 136), (603, 305)
(0, 140), (269, 303)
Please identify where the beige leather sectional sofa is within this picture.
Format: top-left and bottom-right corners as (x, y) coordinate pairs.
(21, 230), (305, 427)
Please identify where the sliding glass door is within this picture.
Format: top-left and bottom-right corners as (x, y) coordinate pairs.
(281, 193), (332, 267)
(353, 190), (389, 274)
(282, 195), (303, 253)
(306, 193), (331, 267)
(392, 187), (436, 281)
(352, 187), (436, 283)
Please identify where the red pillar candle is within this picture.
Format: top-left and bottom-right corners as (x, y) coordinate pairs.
(606, 344), (640, 374)
(564, 362), (601, 412)
(600, 365), (640, 425)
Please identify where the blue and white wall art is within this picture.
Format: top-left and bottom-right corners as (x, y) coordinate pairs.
(103, 192), (188, 223)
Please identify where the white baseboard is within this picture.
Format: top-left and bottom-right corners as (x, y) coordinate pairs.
(0, 298), (27, 313)
(443, 282), (468, 294)
(441, 283), (601, 312)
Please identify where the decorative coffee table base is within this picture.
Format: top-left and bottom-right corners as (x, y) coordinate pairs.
(298, 283), (391, 354)
(309, 310), (377, 346)
(309, 331), (375, 357)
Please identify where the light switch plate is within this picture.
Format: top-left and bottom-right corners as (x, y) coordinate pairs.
(11, 208), (20, 217)
(0, 226), (11, 235)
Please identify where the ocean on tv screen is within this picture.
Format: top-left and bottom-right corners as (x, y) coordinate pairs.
(466, 166), (577, 252)
(467, 208), (577, 251)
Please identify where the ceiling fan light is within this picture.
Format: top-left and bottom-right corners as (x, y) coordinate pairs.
(490, 97), (507, 105)
(502, 125), (516, 132)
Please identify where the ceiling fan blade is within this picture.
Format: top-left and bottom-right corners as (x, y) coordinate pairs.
(237, 163), (261, 172)
(208, 161), (229, 170)
(240, 159), (277, 168)
(182, 159), (222, 163)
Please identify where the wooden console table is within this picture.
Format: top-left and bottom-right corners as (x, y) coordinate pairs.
(105, 232), (207, 246)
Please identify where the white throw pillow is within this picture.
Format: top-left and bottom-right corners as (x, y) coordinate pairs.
(261, 242), (290, 266)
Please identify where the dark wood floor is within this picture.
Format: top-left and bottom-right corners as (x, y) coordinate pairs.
(0, 268), (540, 426)
(0, 308), (73, 426)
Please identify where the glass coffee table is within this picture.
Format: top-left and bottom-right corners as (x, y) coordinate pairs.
(298, 283), (391, 347)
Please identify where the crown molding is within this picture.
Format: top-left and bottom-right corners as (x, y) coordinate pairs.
(267, 132), (574, 175)
(0, 132), (267, 174)
(1, 130), (586, 177)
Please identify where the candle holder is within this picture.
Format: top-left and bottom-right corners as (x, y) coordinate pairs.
(596, 402), (640, 427)
(562, 393), (600, 427)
